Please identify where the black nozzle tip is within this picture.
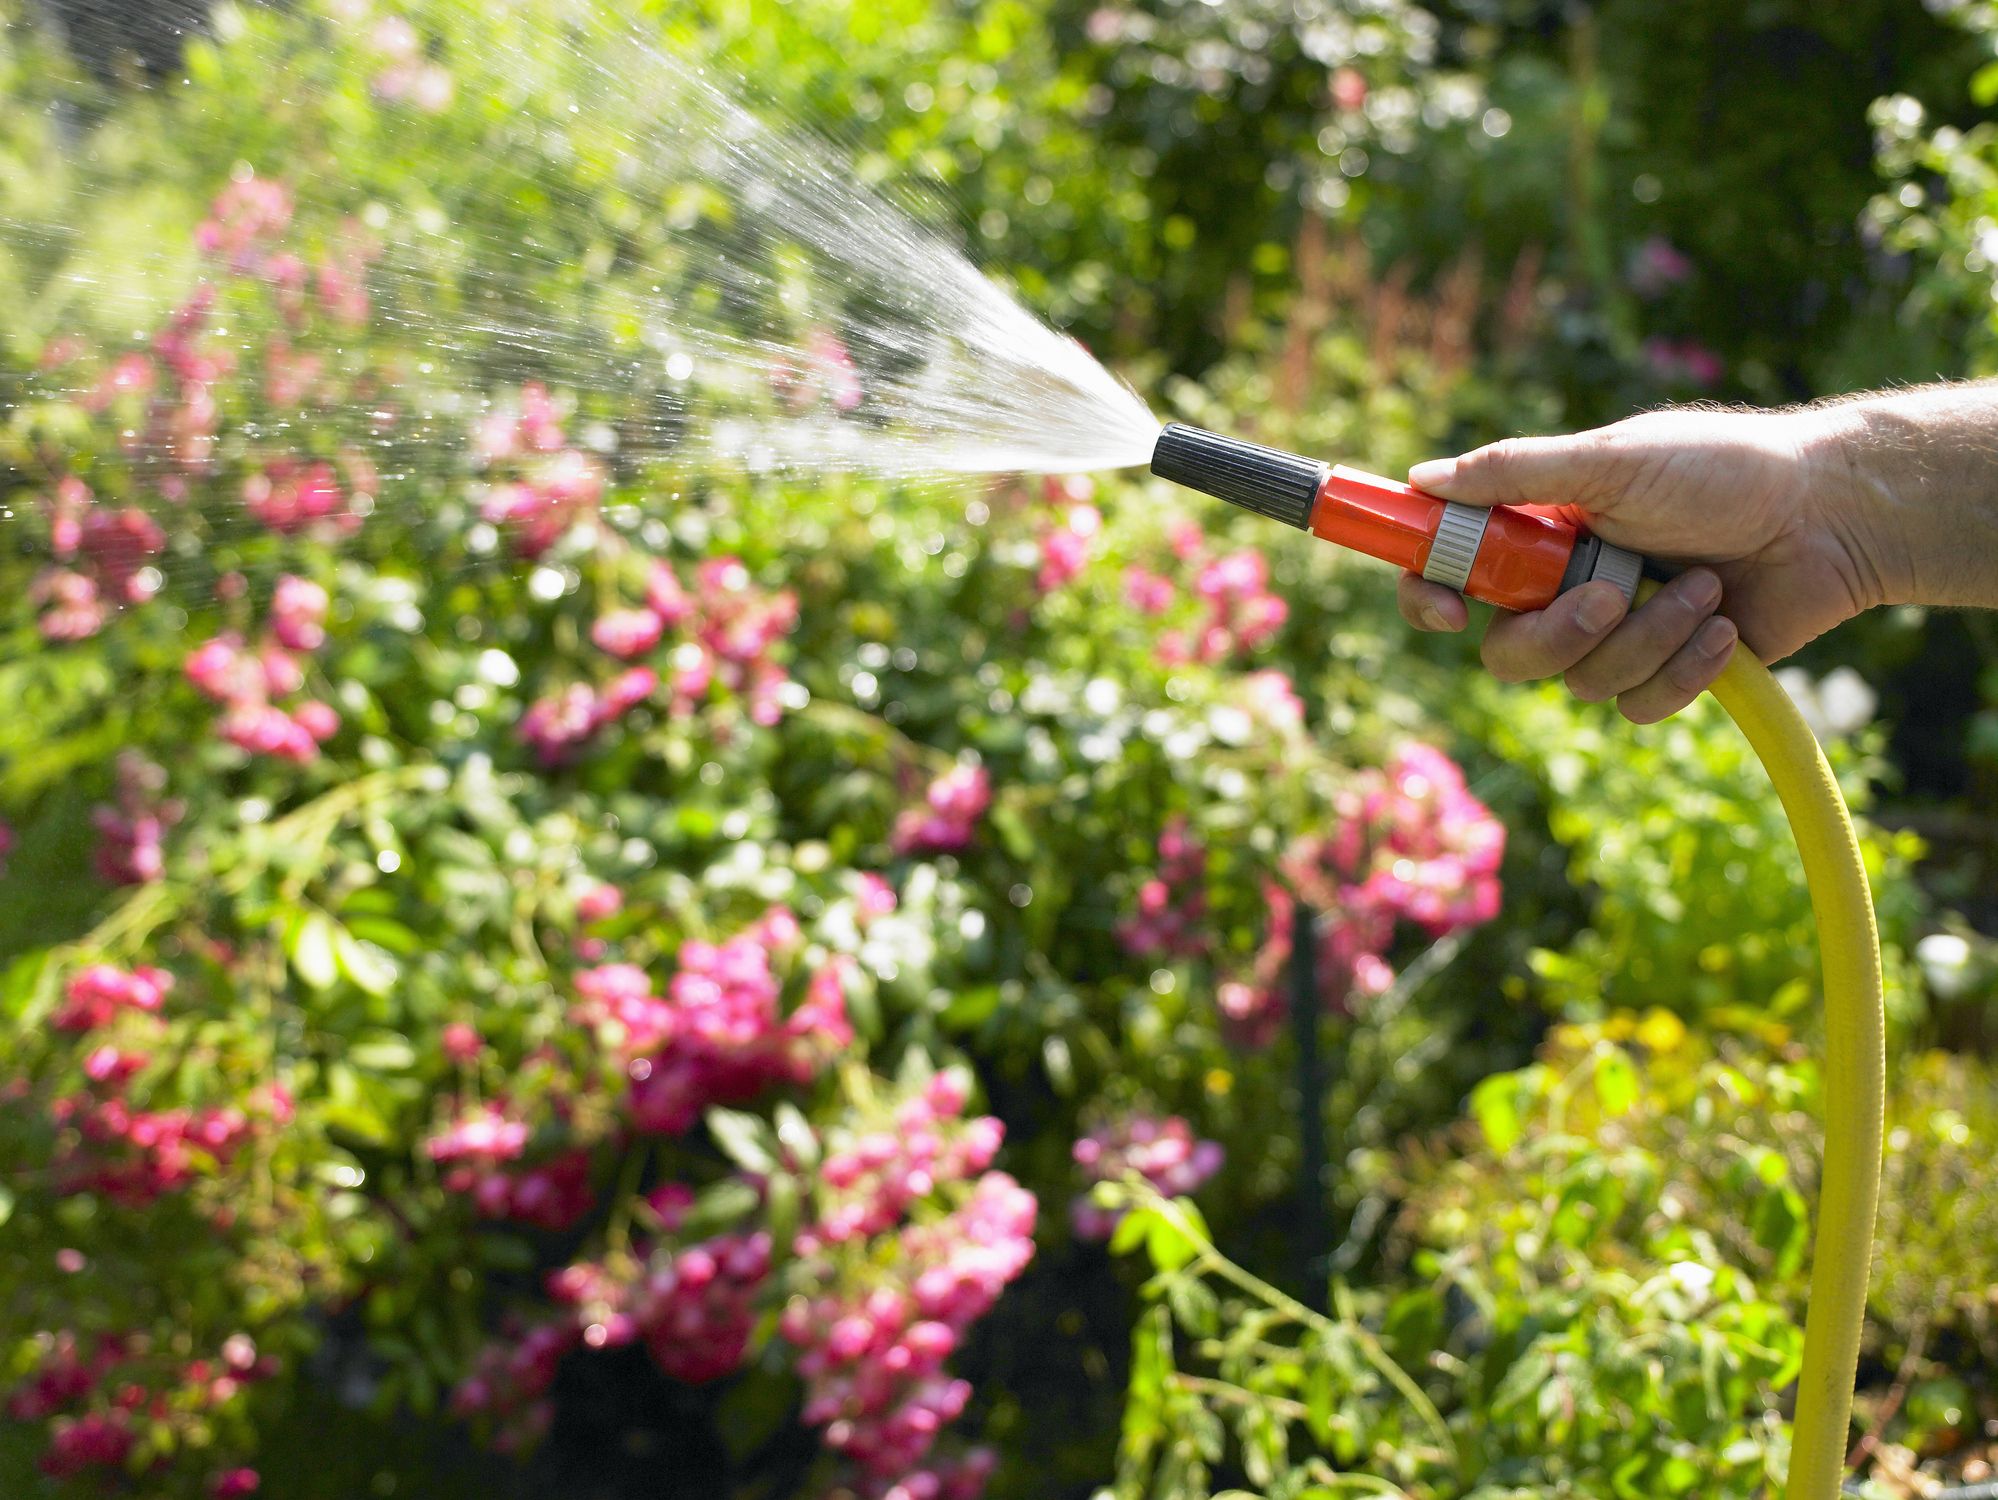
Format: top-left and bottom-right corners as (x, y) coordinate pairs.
(1150, 424), (1325, 531)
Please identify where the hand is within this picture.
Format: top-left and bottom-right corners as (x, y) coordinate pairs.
(1397, 407), (1884, 722)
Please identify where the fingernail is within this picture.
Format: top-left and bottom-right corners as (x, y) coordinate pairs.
(1408, 458), (1455, 490)
(1681, 569), (1722, 610)
(1694, 616), (1737, 659)
(1574, 586), (1624, 634)
(1419, 605), (1448, 631)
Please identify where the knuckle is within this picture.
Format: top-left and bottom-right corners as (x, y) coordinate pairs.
(1665, 652), (1715, 693)
(1481, 630), (1530, 682)
(1563, 663), (1613, 703)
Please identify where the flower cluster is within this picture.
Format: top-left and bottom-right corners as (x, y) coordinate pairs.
(10, 1330), (275, 1488)
(784, 1167), (1037, 1492)
(1640, 337), (1724, 389)
(525, 556), (799, 763)
(1218, 743), (1505, 1043)
(517, 666), (657, 766)
(448, 1320), (574, 1455)
(572, 910), (852, 1136)
(892, 764), (991, 856)
(772, 327), (865, 412)
(244, 459), (360, 534)
(1070, 1114), (1224, 1240)
(50, 1088), (284, 1209)
(476, 383), (607, 557)
(632, 1231), (775, 1381)
(1157, 546), (1289, 665)
(1627, 236), (1694, 298)
(196, 174), (295, 276)
(92, 751), (183, 886)
(38, 965), (290, 1207)
(25, 175), (348, 634)
(185, 576), (342, 761)
(29, 478), (166, 641)
(53, 963), (173, 1033)
(1035, 489), (1103, 595)
(367, 13), (455, 113)
(801, 1071), (1004, 1252)
(1117, 815), (1209, 960)
(425, 1104), (595, 1231)
(1319, 743), (1506, 938)
(673, 557), (801, 727)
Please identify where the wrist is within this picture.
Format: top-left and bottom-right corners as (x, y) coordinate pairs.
(1794, 402), (1918, 611)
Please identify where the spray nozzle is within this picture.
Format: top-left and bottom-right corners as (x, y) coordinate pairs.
(1149, 422), (1645, 613)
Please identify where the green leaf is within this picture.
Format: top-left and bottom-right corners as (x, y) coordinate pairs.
(705, 1108), (776, 1174)
(347, 1032), (417, 1073)
(1109, 1205), (1154, 1257)
(1471, 1073), (1523, 1153)
(1973, 59), (1998, 107)
(1595, 1050), (1639, 1117)
(335, 929), (398, 998)
(772, 1101), (818, 1170)
(1146, 1201), (1206, 1273)
(939, 983), (1001, 1030)
(289, 911), (340, 991)
(679, 1177), (761, 1240)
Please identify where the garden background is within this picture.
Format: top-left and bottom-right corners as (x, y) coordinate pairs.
(5, 0), (1998, 1496)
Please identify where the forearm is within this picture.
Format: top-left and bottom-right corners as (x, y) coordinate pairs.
(1807, 380), (1998, 610)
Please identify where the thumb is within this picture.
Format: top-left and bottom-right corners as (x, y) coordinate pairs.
(1408, 434), (1603, 510)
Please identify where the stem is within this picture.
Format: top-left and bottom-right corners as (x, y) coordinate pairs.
(605, 1138), (652, 1257)
(1331, 1279), (1462, 1472)
(1145, 1192), (1336, 1339)
(1169, 1373), (1312, 1423)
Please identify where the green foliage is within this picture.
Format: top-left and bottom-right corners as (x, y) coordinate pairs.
(0, 0), (1988, 1496)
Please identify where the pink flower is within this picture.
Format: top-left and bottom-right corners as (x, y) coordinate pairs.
(576, 883), (624, 923)
(91, 751), (182, 886)
(185, 634), (248, 702)
(1117, 816), (1209, 960)
(53, 964), (173, 1033)
(1124, 567), (1175, 614)
(270, 575), (329, 652)
(1071, 1114), (1223, 1240)
(892, 765), (992, 856)
(244, 460), (347, 533)
(1642, 337), (1724, 389)
(293, 700), (341, 743)
(440, 1023), (482, 1063)
(646, 1182), (695, 1231)
(32, 569), (105, 642)
(1628, 236), (1694, 297)
(645, 562), (694, 625)
(853, 873), (898, 923)
(591, 609), (663, 660)
(211, 1469), (261, 1498)
(1036, 505), (1101, 593)
(1240, 670), (1305, 733)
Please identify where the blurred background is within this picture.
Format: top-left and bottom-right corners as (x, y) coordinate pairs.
(4, 1), (1998, 1497)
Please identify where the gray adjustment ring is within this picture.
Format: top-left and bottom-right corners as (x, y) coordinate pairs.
(1421, 501), (1490, 593)
(1589, 541), (1643, 605)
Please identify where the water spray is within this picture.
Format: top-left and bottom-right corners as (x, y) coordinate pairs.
(1150, 421), (1884, 1500)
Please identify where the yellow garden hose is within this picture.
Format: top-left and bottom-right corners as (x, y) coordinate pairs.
(1146, 431), (1887, 1496)
(1702, 616), (1886, 1500)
